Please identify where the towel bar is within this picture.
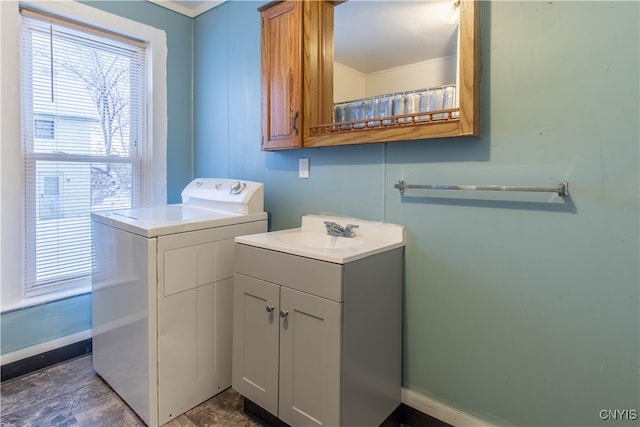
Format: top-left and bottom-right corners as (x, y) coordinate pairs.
(394, 181), (569, 197)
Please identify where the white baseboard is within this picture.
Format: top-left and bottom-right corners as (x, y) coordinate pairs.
(0, 329), (92, 365)
(401, 387), (493, 427)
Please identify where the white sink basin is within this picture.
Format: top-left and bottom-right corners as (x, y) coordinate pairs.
(235, 215), (405, 264)
(275, 231), (364, 249)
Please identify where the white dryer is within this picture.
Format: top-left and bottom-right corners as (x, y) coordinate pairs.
(91, 178), (267, 426)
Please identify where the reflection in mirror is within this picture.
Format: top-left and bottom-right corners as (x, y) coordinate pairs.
(331, 0), (461, 129)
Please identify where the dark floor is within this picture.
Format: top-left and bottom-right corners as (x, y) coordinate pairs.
(0, 355), (436, 427)
(0, 355), (260, 426)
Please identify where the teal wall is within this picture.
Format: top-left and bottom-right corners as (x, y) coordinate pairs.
(1, 294), (91, 354)
(3, 1), (638, 425)
(194, 1), (639, 426)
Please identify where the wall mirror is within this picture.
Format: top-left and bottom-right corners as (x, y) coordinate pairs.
(333, 1), (459, 104)
(304, 0), (480, 147)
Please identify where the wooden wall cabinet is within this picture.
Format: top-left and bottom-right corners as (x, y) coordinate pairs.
(259, 0), (333, 150)
(259, 0), (480, 150)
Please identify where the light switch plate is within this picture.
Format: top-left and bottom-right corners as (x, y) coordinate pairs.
(299, 158), (310, 179)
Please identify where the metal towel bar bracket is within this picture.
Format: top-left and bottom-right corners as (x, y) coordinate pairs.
(394, 181), (569, 197)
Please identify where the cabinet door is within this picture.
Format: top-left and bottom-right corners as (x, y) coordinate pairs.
(260, 0), (302, 150)
(279, 287), (342, 427)
(232, 273), (280, 416)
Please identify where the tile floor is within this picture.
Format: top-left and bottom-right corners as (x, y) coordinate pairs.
(0, 355), (260, 427)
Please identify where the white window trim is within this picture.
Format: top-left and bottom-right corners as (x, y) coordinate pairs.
(1, 0), (167, 311)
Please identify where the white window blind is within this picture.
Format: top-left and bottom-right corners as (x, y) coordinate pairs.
(20, 9), (151, 296)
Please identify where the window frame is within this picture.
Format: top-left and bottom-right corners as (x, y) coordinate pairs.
(1, 0), (167, 311)
(21, 10), (149, 296)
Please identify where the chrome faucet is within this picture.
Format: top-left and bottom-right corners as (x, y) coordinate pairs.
(324, 221), (359, 238)
(324, 221), (344, 235)
(344, 224), (359, 237)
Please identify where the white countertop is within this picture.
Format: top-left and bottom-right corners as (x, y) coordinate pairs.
(235, 214), (405, 264)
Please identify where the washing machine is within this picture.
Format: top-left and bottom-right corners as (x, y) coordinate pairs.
(91, 178), (267, 426)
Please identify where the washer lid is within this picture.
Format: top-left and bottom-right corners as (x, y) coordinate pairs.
(91, 205), (267, 237)
(181, 178), (264, 214)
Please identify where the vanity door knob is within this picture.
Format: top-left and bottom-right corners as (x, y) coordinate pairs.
(266, 305), (275, 313)
(279, 309), (289, 318)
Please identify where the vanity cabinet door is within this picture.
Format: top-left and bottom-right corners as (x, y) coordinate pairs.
(232, 273), (280, 416)
(259, 0), (302, 150)
(278, 287), (342, 427)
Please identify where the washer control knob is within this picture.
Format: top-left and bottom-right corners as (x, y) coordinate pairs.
(229, 181), (246, 195)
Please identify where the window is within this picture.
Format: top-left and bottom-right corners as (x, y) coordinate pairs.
(20, 9), (152, 296)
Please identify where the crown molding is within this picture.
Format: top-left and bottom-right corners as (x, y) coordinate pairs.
(147, 0), (226, 18)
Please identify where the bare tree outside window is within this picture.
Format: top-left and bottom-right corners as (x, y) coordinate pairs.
(62, 51), (129, 156)
(57, 48), (134, 206)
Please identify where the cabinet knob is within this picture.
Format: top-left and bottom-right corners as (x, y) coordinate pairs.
(279, 309), (289, 318)
(266, 305), (275, 313)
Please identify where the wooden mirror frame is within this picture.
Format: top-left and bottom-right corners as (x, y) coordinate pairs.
(302, 0), (481, 147)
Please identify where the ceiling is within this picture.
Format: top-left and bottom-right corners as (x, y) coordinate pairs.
(147, 0), (224, 17)
(149, 0), (459, 74)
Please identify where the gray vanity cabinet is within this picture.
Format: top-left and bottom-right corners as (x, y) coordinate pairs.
(232, 243), (403, 427)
